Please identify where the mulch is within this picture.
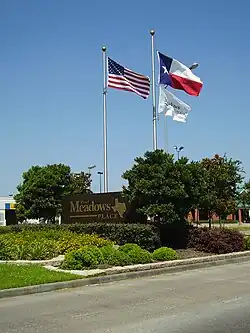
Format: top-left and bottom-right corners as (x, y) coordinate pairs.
(176, 248), (215, 259)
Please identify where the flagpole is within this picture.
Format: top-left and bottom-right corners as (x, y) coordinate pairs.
(150, 30), (157, 150)
(164, 114), (168, 153)
(102, 46), (108, 192)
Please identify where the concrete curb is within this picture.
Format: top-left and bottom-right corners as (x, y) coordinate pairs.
(0, 255), (64, 267)
(1, 250), (250, 299)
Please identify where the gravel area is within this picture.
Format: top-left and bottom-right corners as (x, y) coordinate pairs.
(176, 248), (214, 259)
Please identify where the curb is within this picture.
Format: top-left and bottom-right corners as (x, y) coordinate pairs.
(0, 255), (64, 267)
(1, 251), (250, 299)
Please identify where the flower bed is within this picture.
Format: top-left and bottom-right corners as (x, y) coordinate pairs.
(0, 230), (113, 260)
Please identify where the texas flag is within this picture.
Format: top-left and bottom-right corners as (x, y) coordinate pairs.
(158, 51), (203, 96)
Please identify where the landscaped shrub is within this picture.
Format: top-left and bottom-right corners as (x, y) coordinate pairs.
(100, 246), (132, 266)
(118, 244), (152, 264)
(152, 247), (178, 261)
(61, 246), (104, 270)
(0, 230), (112, 260)
(0, 233), (59, 260)
(128, 248), (152, 264)
(0, 223), (161, 251)
(188, 227), (244, 254)
(57, 233), (113, 254)
(243, 236), (250, 250)
(61, 243), (153, 270)
(118, 243), (142, 254)
(0, 238), (11, 260)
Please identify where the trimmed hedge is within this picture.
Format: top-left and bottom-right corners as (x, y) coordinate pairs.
(152, 247), (178, 261)
(188, 227), (244, 254)
(0, 223), (161, 251)
(61, 246), (104, 269)
(100, 246), (132, 266)
(61, 244), (154, 270)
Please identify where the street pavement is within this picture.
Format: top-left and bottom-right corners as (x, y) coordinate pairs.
(1, 261), (250, 332)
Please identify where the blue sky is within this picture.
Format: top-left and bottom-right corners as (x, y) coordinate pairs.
(0, 0), (249, 194)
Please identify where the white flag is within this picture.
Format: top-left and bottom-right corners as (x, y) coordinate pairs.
(158, 85), (191, 122)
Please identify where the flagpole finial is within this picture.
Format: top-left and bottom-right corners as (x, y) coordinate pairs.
(150, 30), (155, 36)
(102, 46), (106, 52)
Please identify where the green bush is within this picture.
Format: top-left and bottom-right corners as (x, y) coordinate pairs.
(0, 230), (112, 260)
(11, 240), (59, 260)
(99, 245), (117, 262)
(118, 243), (142, 254)
(0, 223), (161, 251)
(0, 233), (59, 260)
(61, 246), (104, 270)
(56, 233), (113, 254)
(244, 236), (250, 250)
(128, 248), (152, 264)
(0, 238), (11, 260)
(61, 243), (153, 270)
(100, 246), (132, 266)
(118, 244), (152, 264)
(152, 247), (178, 261)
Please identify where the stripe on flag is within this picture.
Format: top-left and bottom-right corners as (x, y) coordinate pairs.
(108, 58), (150, 99)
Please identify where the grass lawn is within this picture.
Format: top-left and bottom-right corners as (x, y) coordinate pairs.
(228, 226), (250, 231)
(0, 264), (82, 290)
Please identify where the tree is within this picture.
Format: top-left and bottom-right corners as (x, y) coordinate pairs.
(14, 164), (91, 223)
(238, 181), (250, 221)
(198, 154), (244, 228)
(67, 172), (91, 195)
(122, 150), (204, 224)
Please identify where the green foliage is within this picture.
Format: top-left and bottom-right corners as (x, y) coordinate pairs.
(243, 236), (250, 250)
(118, 243), (142, 254)
(100, 246), (132, 266)
(127, 248), (152, 264)
(0, 265), (83, 290)
(0, 238), (10, 260)
(122, 150), (204, 223)
(14, 164), (91, 223)
(65, 223), (161, 251)
(0, 223), (161, 252)
(67, 172), (91, 195)
(152, 247), (178, 261)
(119, 244), (152, 264)
(56, 232), (113, 254)
(0, 233), (59, 260)
(198, 154), (244, 227)
(61, 243), (153, 270)
(0, 230), (112, 260)
(61, 246), (104, 270)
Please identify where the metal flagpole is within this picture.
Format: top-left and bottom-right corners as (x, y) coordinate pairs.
(164, 114), (168, 153)
(150, 30), (157, 150)
(102, 46), (108, 192)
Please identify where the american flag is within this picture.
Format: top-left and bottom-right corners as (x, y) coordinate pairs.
(108, 58), (150, 99)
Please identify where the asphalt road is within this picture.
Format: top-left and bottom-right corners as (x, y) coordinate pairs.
(1, 262), (250, 333)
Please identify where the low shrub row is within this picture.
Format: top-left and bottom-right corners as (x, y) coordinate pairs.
(0, 231), (113, 260)
(0, 223), (246, 257)
(188, 227), (244, 254)
(61, 244), (178, 270)
(0, 223), (161, 252)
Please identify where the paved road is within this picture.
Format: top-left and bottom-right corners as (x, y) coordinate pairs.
(1, 262), (250, 333)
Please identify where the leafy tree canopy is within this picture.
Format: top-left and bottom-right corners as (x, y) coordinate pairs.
(14, 164), (91, 223)
(198, 154), (244, 222)
(122, 150), (204, 223)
